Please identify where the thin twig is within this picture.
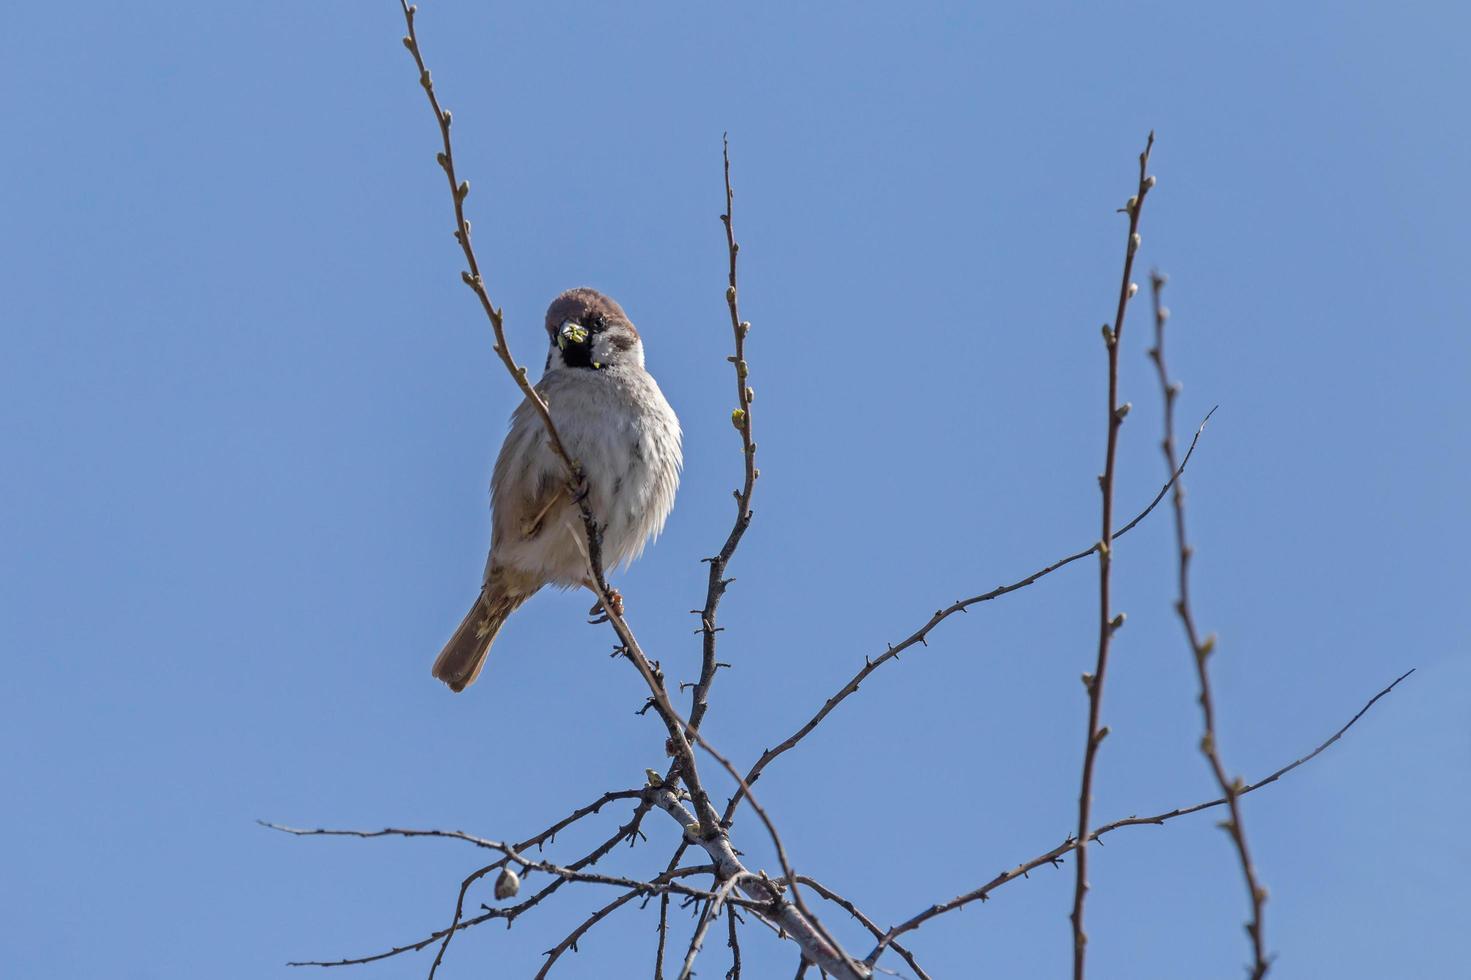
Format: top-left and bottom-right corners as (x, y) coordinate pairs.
(1071, 131), (1154, 980)
(391, 9), (861, 974)
(687, 134), (758, 737)
(257, 822), (500, 850)
(654, 842), (691, 980)
(396, 1), (577, 477)
(677, 874), (749, 980)
(724, 409), (1208, 824)
(260, 789), (642, 859)
(865, 668), (1414, 963)
(795, 876), (931, 980)
(535, 891), (641, 978)
(1149, 271), (1269, 978)
(534, 864), (725, 978)
(726, 905), (743, 980)
(283, 801), (656, 969)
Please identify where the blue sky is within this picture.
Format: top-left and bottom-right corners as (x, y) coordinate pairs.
(3, 2), (1467, 977)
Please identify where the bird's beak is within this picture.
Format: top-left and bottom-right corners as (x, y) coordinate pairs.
(558, 320), (589, 350)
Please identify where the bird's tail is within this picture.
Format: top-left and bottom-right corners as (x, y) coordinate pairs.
(432, 588), (529, 692)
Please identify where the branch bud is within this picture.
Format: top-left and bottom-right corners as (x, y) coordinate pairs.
(1114, 402), (1132, 421)
(401, 36), (413, 50)
(738, 320), (751, 337)
(457, 180), (470, 200)
(1144, 175), (1157, 190)
(1127, 282), (1139, 299)
(731, 408), (747, 430)
(726, 286), (736, 302)
(645, 768), (664, 788)
(745, 386), (754, 403)
(1125, 195), (1138, 213)
(1081, 672), (1095, 690)
(1198, 633), (1217, 657)
(1095, 725), (1111, 744)
(735, 359), (748, 379)
(1129, 232), (1141, 253)
(494, 868), (520, 900)
(1110, 611), (1126, 631)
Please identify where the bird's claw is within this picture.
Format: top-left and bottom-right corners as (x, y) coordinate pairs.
(587, 588), (624, 624)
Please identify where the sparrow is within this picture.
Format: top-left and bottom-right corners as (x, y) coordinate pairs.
(432, 288), (682, 691)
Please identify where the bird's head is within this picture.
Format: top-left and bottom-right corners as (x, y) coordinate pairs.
(544, 287), (643, 373)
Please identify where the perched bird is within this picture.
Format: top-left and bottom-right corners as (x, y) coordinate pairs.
(432, 288), (682, 691)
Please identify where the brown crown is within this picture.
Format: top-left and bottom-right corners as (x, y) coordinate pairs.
(544, 288), (635, 339)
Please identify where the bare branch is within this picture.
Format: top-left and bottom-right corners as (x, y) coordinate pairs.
(726, 905), (743, 980)
(535, 864), (731, 978)
(395, 1), (577, 477)
(260, 789), (643, 861)
(258, 821), (501, 850)
(1150, 270), (1269, 976)
(866, 668), (1414, 963)
(394, 9), (865, 973)
(724, 410), (1209, 824)
(1071, 131), (1155, 980)
(535, 891), (641, 978)
(795, 876), (931, 980)
(687, 134), (759, 737)
(655, 841), (693, 979)
(282, 801), (655, 969)
(677, 874), (749, 980)
(645, 784), (868, 979)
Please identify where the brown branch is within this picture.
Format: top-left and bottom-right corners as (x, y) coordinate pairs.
(723, 409), (1209, 824)
(534, 864), (729, 978)
(535, 891), (641, 978)
(795, 876), (931, 980)
(687, 134), (758, 737)
(677, 874), (749, 980)
(394, 10), (859, 975)
(1070, 131), (1155, 980)
(1149, 271), (1269, 978)
(396, 1), (577, 479)
(654, 841), (692, 979)
(282, 801), (656, 969)
(726, 905), (743, 980)
(260, 789), (642, 859)
(866, 668), (1414, 963)
(257, 822), (500, 850)
(394, 2), (724, 925)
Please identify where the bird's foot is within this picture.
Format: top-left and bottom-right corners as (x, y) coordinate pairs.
(586, 587), (624, 624)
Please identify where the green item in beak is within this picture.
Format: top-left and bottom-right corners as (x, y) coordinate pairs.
(558, 321), (589, 349)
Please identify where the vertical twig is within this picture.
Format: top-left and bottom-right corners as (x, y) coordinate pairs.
(1070, 132), (1155, 980)
(688, 133), (758, 736)
(726, 905), (743, 980)
(396, 2), (579, 480)
(1149, 273), (1268, 978)
(395, 8), (864, 976)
